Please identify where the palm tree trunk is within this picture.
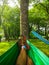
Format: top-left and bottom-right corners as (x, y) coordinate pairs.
(20, 0), (29, 38)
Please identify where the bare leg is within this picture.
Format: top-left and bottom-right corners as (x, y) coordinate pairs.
(27, 56), (34, 65)
(16, 48), (27, 65)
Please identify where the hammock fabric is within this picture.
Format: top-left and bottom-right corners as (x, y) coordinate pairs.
(27, 40), (49, 65)
(32, 31), (49, 44)
(0, 41), (49, 65)
(0, 43), (20, 65)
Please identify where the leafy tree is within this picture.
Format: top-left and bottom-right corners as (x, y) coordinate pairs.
(29, 0), (49, 39)
(2, 6), (20, 40)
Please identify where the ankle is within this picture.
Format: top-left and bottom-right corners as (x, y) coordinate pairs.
(21, 45), (26, 49)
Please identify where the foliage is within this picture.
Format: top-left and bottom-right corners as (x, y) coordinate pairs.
(3, 6), (20, 40)
(0, 0), (49, 40)
(0, 5), (20, 40)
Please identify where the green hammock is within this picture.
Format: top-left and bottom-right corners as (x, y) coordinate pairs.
(0, 43), (20, 65)
(0, 41), (49, 65)
(27, 40), (49, 65)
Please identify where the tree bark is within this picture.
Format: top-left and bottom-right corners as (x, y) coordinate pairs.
(20, 0), (29, 38)
(45, 25), (48, 40)
(37, 23), (40, 33)
(0, 16), (1, 25)
(0, 36), (1, 42)
(45, 26), (47, 36)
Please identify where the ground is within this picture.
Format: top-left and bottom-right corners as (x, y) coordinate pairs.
(0, 41), (15, 56)
(0, 39), (49, 57)
(30, 39), (49, 57)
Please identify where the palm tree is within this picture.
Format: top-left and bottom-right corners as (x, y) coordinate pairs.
(20, 0), (29, 38)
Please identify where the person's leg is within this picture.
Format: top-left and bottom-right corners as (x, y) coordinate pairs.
(27, 56), (35, 65)
(16, 46), (27, 65)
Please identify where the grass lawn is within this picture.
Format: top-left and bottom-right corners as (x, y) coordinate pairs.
(0, 41), (16, 56)
(0, 39), (49, 57)
(30, 39), (49, 57)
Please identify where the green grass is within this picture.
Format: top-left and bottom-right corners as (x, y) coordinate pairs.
(0, 41), (15, 56)
(0, 39), (49, 57)
(30, 39), (49, 57)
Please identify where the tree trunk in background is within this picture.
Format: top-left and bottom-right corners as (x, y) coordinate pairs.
(20, 0), (29, 38)
(0, 36), (1, 42)
(0, 16), (1, 26)
(45, 26), (47, 36)
(45, 25), (48, 40)
(37, 23), (40, 33)
(38, 24), (40, 33)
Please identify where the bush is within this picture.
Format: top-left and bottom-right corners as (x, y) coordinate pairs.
(30, 32), (36, 39)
